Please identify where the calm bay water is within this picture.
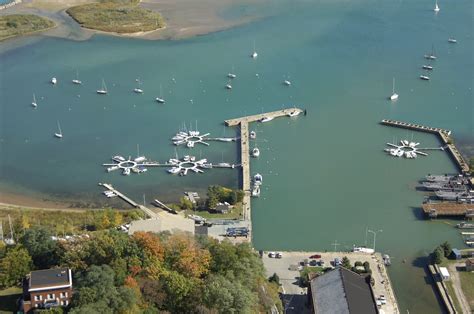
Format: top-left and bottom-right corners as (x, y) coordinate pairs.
(1, 0), (473, 312)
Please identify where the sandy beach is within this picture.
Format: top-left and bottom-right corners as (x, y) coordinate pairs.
(0, 0), (263, 42)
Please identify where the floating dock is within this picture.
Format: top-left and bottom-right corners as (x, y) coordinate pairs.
(422, 202), (474, 219)
(225, 108), (304, 126)
(99, 183), (157, 218)
(380, 119), (470, 173)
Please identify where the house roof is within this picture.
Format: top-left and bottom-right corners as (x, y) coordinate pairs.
(29, 268), (71, 290)
(310, 267), (377, 314)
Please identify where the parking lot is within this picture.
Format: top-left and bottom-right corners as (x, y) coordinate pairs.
(262, 251), (399, 313)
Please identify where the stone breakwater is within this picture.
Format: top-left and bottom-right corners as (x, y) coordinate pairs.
(0, 0), (21, 10)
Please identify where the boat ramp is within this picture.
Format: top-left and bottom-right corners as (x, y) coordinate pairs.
(380, 119), (470, 173)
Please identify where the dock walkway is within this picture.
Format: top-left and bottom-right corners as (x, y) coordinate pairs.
(381, 119), (470, 173)
(225, 108), (303, 126)
(99, 183), (157, 218)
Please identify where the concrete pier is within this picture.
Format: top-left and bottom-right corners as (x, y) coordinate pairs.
(99, 183), (157, 218)
(381, 119), (470, 173)
(225, 108), (304, 126)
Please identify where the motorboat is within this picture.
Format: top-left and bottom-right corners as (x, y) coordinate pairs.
(251, 40), (258, 58)
(260, 116), (274, 123)
(389, 78), (398, 101)
(123, 168), (131, 176)
(190, 156), (196, 162)
(225, 82), (232, 90)
(396, 150), (404, 157)
(156, 84), (165, 103)
(133, 88), (143, 94)
(402, 140), (409, 146)
(168, 167), (181, 174)
(183, 155), (191, 161)
(97, 79), (108, 94)
(134, 156), (146, 163)
(51, 77), (57, 85)
(424, 45), (437, 60)
(420, 75), (430, 80)
(54, 121), (63, 139)
(250, 130), (257, 139)
(72, 70), (82, 84)
(434, 0), (439, 12)
(31, 94), (37, 108)
(283, 80), (291, 86)
(422, 65), (433, 70)
(187, 141), (195, 148)
(448, 38), (457, 43)
(113, 155), (126, 162)
(287, 110), (300, 117)
(217, 162), (231, 167)
(217, 138), (233, 142)
(251, 185), (261, 197)
(107, 166), (119, 172)
(227, 73), (237, 79)
(251, 147), (260, 157)
(254, 173), (263, 185)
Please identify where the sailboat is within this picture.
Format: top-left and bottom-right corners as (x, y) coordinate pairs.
(251, 40), (258, 58)
(133, 79), (143, 94)
(225, 79), (232, 90)
(72, 70), (82, 85)
(434, 0), (440, 12)
(389, 78), (399, 101)
(228, 66), (237, 79)
(156, 84), (165, 103)
(97, 79), (108, 94)
(31, 94), (37, 108)
(51, 77), (57, 85)
(54, 121), (63, 138)
(424, 45), (437, 60)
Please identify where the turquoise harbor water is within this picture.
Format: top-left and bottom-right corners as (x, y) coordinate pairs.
(1, 0), (473, 312)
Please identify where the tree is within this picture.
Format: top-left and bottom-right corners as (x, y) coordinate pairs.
(269, 273), (280, 285)
(202, 274), (255, 313)
(0, 246), (32, 287)
(342, 256), (351, 269)
(112, 212), (123, 227)
(179, 197), (194, 210)
(432, 247), (444, 264)
(440, 241), (452, 258)
(20, 226), (59, 268)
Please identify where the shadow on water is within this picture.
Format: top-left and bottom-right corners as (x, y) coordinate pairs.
(410, 206), (426, 221)
(411, 256), (449, 314)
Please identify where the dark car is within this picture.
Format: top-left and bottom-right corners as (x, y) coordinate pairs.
(309, 254), (322, 259)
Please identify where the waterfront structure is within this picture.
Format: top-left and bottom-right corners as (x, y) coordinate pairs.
(127, 217), (194, 235)
(308, 267), (377, 314)
(439, 267), (450, 281)
(22, 268), (72, 313)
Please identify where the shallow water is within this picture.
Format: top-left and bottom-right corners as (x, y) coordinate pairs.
(1, 0), (473, 312)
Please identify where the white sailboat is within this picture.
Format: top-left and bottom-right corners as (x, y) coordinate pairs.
(227, 66), (237, 79)
(97, 78), (108, 94)
(434, 0), (440, 12)
(156, 84), (165, 103)
(251, 40), (258, 58)
(51, 77), (57, 85)
(389, 78), (399, 101)
(225, 79), (232, 90)
(251, 146), (260, 157)
(72, 70), (82, 85)
(133, 80), (143, 94)
(424, 45), (437, 60)
(54, 121), (63, 138)
(31, 94), (37, 108)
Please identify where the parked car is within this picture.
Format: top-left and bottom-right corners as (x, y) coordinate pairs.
(268, 252), (276, 258)
(334, 257), (341, 266)
(319, 260), (325, 266)
(309, 254), (322, 259)
(275, 252), (282, 259)
(309, 259), (318, 266)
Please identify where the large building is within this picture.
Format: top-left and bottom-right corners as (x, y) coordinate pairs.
(22, 268), (72, 313)
(308, 267), (377, 314)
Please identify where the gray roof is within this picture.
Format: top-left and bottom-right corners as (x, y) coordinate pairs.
(310, 267), (377, 314)
(29, 268), (71, 289)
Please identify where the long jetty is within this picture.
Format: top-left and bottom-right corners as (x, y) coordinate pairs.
(224, 108), (304, 239)
(380, 119), (470, 173)
(99, 183), (157, 218)
(422, 202), (474, 219)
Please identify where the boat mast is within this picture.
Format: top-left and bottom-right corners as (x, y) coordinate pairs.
(392, 78), (395, 94)
(57, 121), (62, 135)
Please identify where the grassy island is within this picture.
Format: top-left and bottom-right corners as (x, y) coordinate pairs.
(0, 14), (55, 41)
(66, 0), (165, 34)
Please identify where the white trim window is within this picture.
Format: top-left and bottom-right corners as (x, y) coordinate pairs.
(61, 300), (69, 306)
(34, 295), (40, 301)
(47, 293), (54, 300)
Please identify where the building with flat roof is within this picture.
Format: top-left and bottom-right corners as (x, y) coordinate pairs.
(439, 267), (450, 280)
(308, 267), (377, 314)
(22, 268), (72, 313)
(128, 215), (194, 236)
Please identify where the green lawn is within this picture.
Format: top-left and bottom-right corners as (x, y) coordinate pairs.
(459, 270), (474, 311)
(0, 287), (21, 314)
(0, 14), (55, 41)
(66, 1), (164, 34)
(185, 203), (244, 220)
(444, 280), (462, 313)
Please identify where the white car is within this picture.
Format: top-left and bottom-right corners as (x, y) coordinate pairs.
(268, 252), (276, 258)
(275, 252), (282, 259)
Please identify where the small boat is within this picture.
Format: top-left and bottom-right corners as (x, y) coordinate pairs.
(396, 150), (404, 157)
(250, 131), (257, 139)
(383, 254), (391, 266)
(183, 155), (191, 161)
(31, 94), (37, 108)
(134, 156), (146, 163)
(251, 40), (258, 58)
(113, 155), (126, 162)
(133, 88), (143, 94)
(287, 110), (300, 117)
(251, 185), (261, 197)
(283, 80), (291, 86)
(422, 65), (433, 70)
(254, 173), (263, 185)
(54, 121), (63, 139)
(72, 70), (82, 85)
(389, 78), (399, 101)
(97, 78), (108, 94)
(420, 75), (430, 80)
(107, 166), (119, 172)
(156, 84), (165, 103)
(123, 168), (131, 176)
(227, 73), (237, 79)
(456, 222), (474, 229)
(448, 38), (457, 43)
(187, 141), (195, 148)
(424, 45), (437, 60)
(434, 0), (440, 12)
(225, 80), (232, 90)
(260, 116), (274, 123)
(51, 77), (57, 85)
(251, 147), (260, 157)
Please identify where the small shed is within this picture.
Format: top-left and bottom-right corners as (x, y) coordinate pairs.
(439, 267), (450, 281)
(213, 203), (230, 214)
(452, 248), (462, 260)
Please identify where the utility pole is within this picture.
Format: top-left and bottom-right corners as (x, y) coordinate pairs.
(364, 226), (368, 247)
(368, 229), (383, 251)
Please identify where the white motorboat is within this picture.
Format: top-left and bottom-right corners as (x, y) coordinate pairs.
(113, 155), (126, 162)
(260, 116), (274, 122)
(31, 94), (37, 108)
(187, 141), (195, 148)
(123, 168), (131, 176)
(251, 40), (258, 58)
(156, 84), (165, 103)
(97, 79), (108, 94)
(287, 110), (300, 117)
(225, 81), (232, 89)
(420, 75), (430, 80)
(389, 78), (399, 101)
(107, 166), (119, 172)
(422, 65), (433, 70)
(402, 140), (409, 146)
(448, 38), (457, 43)
(54, 121), (63, 139)
(389, 149), (398, 156)
(396, 150), (404, 157)
(133, 88), (143, 94)
(134, 156), (146, 163)
(183, 155), (191, 161)
(51, 77), (57, 85)
(251, 147), (260, 157)
(250, 130), (257, 139)
(251, 185), (261, 197)
(254, 173), (263, 185)
(283, 80), (291, 86)
(434, 0), (440, 12)
(217, 162), (231, 167)
(72, 70), (82, 85)
(227, 73), (237, 79)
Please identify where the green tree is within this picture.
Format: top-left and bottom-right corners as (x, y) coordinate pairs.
(269, 273), (280, 285)
(342, 256), (351, 269)
(440, 241), (452, 258)
(0, 246), (32, 287)
(179, 197), (194, 210)
(203, 274), (255, 313)
(432, 247), (444, 264)
(20, 226), (60, 268)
